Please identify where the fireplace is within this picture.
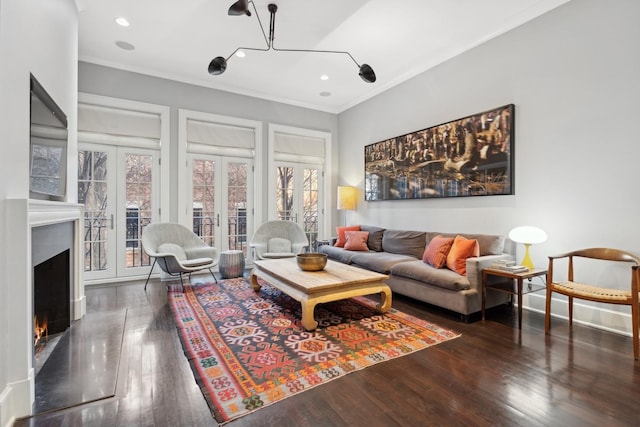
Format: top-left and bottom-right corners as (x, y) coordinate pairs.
(31, 221), (74, 375)
(4, 199), (85, 417)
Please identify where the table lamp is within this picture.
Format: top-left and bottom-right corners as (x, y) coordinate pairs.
(508, 226), (547, 270)
(337, 186), (357, 226)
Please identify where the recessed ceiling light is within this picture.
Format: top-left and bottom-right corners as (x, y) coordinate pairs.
(115, 17), (130, 27)
(319, 91), (331, 97)
(236, 50), (246, 58)
(320, 74), (329, 81)
(115, 41), (135, 51)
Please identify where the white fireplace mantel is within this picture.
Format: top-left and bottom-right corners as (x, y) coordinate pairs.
(4, 198), (85, 418)
(28, 199), (84, 227)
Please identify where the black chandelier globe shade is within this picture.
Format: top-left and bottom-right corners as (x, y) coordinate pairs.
(359, 64), (376, 83)
(208, 57), (227, 75)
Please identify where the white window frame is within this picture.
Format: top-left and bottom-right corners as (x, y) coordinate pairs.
(268, 123), (332, 239)
(177, 109), (263, 241)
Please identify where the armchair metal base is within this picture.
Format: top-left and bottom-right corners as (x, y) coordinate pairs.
(144, 258), (218, 292)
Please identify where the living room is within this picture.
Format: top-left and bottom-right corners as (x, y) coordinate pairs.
(2, 0), (640, 425)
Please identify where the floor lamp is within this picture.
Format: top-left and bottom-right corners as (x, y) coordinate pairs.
(337, 186), (357, 226)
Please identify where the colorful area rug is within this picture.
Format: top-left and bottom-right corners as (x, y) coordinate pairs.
(169, 278), (460, 424)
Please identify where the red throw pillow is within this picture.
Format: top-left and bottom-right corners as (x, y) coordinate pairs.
(334, 225), (360, 247)
(422, 235), (455, 268)
(344, 231), (370, 251)
(446, 235), (480, 276)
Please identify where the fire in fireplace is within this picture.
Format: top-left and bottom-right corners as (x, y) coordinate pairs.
(33, 249), (70, 352)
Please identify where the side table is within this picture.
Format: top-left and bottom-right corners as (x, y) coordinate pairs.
(482, 267), (547, 329)
(219, 250), (245, 279)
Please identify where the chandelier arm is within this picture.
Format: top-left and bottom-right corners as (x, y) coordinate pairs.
(271, 46), (362, 68)
(248, 1), (271, 49)
(225, 46), (271, 62)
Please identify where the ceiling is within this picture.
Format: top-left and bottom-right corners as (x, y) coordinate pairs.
(77, 0), (569, 113)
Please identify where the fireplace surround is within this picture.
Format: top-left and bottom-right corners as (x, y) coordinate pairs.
(6, 199), (85, 416)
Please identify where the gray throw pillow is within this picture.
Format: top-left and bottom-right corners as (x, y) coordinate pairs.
(360, 225), (385, 252)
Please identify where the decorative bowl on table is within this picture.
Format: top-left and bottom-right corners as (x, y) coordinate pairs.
(296, 253), (328, 271)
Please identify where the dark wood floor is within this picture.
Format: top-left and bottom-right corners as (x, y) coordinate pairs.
(15, 274), (640, 427)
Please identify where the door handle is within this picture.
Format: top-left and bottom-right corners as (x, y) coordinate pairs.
(110, 214), (114, 230)
(216, 213), (220, 227)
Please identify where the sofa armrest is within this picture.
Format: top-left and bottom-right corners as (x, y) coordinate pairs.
(466, 254), (516, 291)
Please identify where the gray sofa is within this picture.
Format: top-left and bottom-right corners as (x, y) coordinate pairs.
(319, 225), (515, 321)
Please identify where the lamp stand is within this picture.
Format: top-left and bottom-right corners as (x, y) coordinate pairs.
(520, 243), (534, 270)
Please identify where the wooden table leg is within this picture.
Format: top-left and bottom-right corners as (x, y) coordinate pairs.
(517, 278), (523, 330)
(249, 270), (261, 291)
(376, 287), (392, 313)
(300, 298), (319, 331)
(482, 270), (487, 320)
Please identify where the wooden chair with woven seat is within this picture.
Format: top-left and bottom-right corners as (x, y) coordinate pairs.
(545, 248), (640, 359)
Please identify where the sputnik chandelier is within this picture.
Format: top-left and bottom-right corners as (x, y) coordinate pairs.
(208, 0), (376, 83)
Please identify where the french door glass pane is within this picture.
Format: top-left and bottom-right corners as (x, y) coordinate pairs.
(303, 168), (319, 249)
(276, 166), (294, 221)
(192, 159), (216, 248)
(227, 162), (248, 256)
(124, 154), (152, 268)
(78, 150), (108, 272)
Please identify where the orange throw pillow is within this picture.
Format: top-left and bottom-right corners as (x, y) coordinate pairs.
(422, 235), (455, 268)
(334, 225), (360, 247)
(446, 235), (480, 276)
(344, 231), (370, 251)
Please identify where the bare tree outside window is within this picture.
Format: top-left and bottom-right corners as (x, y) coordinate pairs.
(78, 150), (108, 272)
(124, 154), (152, 268)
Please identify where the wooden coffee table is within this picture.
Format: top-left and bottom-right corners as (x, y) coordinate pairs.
(250, 258), (392, 331)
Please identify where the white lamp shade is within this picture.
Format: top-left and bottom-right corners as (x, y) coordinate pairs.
(508, 226), (547, 244)
(337, 186), (357, 210)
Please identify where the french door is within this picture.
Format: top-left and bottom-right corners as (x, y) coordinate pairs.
(78, 143), (159, 281)
(274, 161), (323, 250)
(186, 154), (253, 260)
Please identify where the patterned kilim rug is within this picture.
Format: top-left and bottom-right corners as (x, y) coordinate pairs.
(169, 277), (460, 425)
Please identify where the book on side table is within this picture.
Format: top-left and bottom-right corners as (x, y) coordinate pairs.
(489, 260), (529, 273)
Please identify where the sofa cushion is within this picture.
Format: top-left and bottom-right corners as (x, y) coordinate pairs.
(319, 245), (361, 264)
(335, 225), (360, 247)
(382, 229), (426, 259)
(427, 232), (504, 256)
(351, 252), (416, 274)
(446, 235), (480, 276)
(360, 225), (385, 252)
(422, 235), (454, 268)
(390, 260), (471, 291)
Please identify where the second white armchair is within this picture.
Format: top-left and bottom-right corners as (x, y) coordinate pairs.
(250, 220), (309, 259)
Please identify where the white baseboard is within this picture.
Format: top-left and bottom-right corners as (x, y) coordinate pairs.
(0, 369), (34, 427)
(0, 385), (15, 427)
(523, 293), (633, 337)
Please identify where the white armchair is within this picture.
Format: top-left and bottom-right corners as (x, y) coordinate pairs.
(250, 220), (309, 259)
(141, 223), (219, 291)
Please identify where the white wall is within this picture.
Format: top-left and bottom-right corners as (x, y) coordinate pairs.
(78, 62), (340, 225)
(338, 0), (640, 333)
(0, 0), (77, 424)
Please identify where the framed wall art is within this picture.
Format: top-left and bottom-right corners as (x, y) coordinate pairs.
(364, 104), (514, 201)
